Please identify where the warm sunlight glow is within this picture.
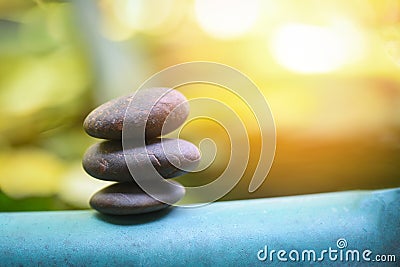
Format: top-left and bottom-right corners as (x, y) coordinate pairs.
(100, 0), (174, 40)
(195, 0), (260, 39)
(271, 23), (364, 73)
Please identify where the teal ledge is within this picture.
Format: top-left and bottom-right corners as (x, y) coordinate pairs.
(1, 188), (399, 266)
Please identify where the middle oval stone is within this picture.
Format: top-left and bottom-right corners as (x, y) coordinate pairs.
(82, 138), (200, 182)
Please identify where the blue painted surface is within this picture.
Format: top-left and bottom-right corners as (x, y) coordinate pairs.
(0, 188), (399, 266)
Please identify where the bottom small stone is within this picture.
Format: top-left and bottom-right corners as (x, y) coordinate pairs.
(89, 181), (185, 215)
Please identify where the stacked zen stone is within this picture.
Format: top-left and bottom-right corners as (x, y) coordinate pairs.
(82, 88), (200, 215)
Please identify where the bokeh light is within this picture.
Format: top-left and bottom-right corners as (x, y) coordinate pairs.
(270, 22), (366, 73)
(100, 0), (176, 40)
(194, 0), (260, 39)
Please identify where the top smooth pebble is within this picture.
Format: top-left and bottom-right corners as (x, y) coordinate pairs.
(84, 88), (189, 140)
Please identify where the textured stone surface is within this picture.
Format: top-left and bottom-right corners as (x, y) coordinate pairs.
(82, 138), (200, 182)
(83, 88), (189, 140)
(89, 181), (185, 215)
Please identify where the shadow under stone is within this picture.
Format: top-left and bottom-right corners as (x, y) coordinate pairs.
(93, 207), (174, 225)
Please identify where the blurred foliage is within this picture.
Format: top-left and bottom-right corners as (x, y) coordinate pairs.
(0, 1), (98, 210)
(0, 192), (70, 211)
(0, 148), (65, 198)
(0, 0), (400, 211)
(0, 2), (91, 145)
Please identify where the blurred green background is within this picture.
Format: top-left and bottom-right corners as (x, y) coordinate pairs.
(0, 0), (399, 211)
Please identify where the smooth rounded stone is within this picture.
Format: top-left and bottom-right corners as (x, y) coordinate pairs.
(89, 181), (185, 215)
(83, 88), (189, 140)
(82, 138), (200, 182)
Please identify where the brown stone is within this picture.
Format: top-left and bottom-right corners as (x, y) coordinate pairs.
(82, 139), (200, 182)
(83, 88), (189, 140)
(89, 181), (185, 215)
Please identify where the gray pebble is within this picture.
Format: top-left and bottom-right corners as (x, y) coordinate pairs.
(83, 88), (189, 140)
(82, 138), (200, 182)
(89, 181), (185, 215)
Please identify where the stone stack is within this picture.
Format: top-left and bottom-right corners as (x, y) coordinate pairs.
(82, 88), (200, 215)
